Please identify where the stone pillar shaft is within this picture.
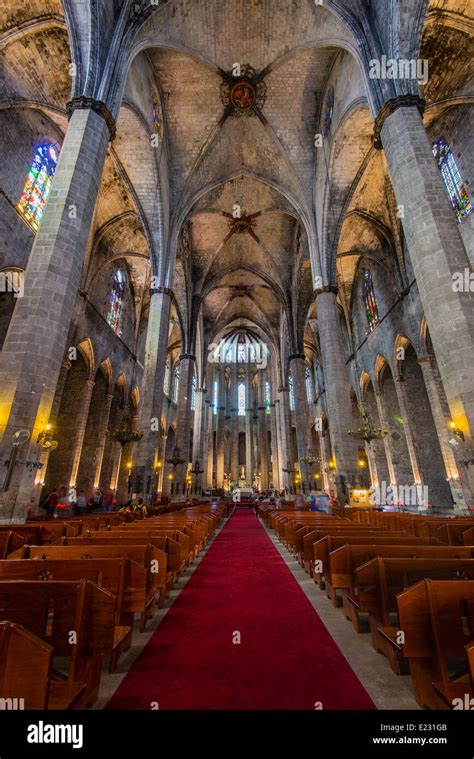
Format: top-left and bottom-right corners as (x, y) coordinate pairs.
(0, 108), (110, 519)
(69, 379), (95, 487)
(380, 105), (474, 439)
(93, 393), (114, 489)
(316, 290), (360, 499)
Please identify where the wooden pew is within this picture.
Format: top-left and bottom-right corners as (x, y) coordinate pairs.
(397, 579), (474, 709)
(311, 535), (439, 587)
(463, 527), (474, 546)
(9, 543), (167, 628)
(353, 556), (474, 673)
(294, 525), (392, 563)
(0, 531), (26, 558)
(0, 621), (54, 709)
(0, 580), (115, 708)
(61, 534), (181, 586)
(0, 557), (143, 672)
(435, 521), (474, 546)
(327, 543), (474, 608)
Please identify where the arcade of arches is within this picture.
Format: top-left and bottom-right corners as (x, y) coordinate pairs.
(0, 0), (473, 520)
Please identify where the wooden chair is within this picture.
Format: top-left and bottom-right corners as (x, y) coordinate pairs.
(0, 580), (115, 707)
(0, 557), (142, 672)
(0, 621), (54, 709)
(353, 556), (474, 673)
(396, 579), (474, 709)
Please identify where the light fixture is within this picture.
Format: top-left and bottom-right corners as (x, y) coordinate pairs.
(449, 420), (465, 441)
(348, 404), (387, 443)
(358, 458), (366, 468)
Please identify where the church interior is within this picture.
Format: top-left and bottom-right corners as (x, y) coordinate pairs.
(0, 0), (474, 724)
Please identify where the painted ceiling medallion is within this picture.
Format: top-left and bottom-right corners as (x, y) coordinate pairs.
(220, 64), (267, 118)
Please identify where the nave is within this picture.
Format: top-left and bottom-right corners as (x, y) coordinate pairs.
(105, 508), (375, 710)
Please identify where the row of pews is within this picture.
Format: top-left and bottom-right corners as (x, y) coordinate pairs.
(0, 502), (226, 709)
(259, 506), (474, 710)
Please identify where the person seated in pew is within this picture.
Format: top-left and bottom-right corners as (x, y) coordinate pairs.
(133, 498), (148, 517)
(119, 500), (133, 513)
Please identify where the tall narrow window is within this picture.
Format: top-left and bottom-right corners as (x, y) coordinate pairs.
(265, 381), (271, 414)
(106, 268), (126, 336)
(191, 374), (197, 411)
(305, 366), (313, 404)
(288, 374), (295, 411)
(18, 143), (58, 231)
(362, 269), (379, 333)
(238, 382), (246, 416)
(432, 138), (471, 223)
(172, 365), (180, 403)
(163, 356), (171, 395)
(152, 96), (162, 144)
(213, 380), (218, 415)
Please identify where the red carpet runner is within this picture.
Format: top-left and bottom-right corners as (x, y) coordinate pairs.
(106, 509), (375, 710)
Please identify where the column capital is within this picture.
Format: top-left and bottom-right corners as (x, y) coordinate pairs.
(278, 386), (290, 392)
(196, 387), (207, 393)
(314, 284), (338, 297)
(372, 94), (425, 150)
(66, 96), (117, 141)
(179, 353), (196, 361)
(418, 354), (434, 364)
(288, 353), (306, 361)
(85, 378), (95, 388)
(106, 393), (114, 401)
(61, 359), (72, 370)
(151, 286), (173, 297)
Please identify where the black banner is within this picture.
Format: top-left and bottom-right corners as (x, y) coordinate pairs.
(0, 710), (472, 757)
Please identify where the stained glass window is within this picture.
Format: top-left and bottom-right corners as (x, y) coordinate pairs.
(432, 138), (472, 223)
(305, 366), (313, 404)
(191, 374), (197, 411)
(238, 382), (246, 416)
(289, 374), (295, 411)
(164, 357), (171, 395)
(172, 365), (180, 403)
(362, 269), (379, 333)
(213, 380), (218, 415)
(17, 143), (58, 231)
(265, 381), (271, 414)
(323, 86), (334, 137)
(106, 268), (126, 336)
(152, 96), (162, 144)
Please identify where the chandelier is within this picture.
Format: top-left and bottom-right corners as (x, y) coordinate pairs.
(299, 445), (320, 466)
(348, 404), (387, 443)
(108, 423), (143, 445)
(166, 445), (186, 469)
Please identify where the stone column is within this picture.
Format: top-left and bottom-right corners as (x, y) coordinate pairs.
(316, 288), (360, 502)
(35, 359), (72, 490)
(376, 98), (474, 440)
(174, 354), (195, 497)
(215, 371), (225, 489)
(69, 379), (96, 488)
(245, 371), (254, 486)
(289, 354), (312, 493)
(418, 355), (471, 510)
(393, 376), (422, 484)
(0, 104), (113, 520)
(132, 287), (172, 499)
(269, 387), (280, 490)
(257, 373), (270, 491)
(230, 370), (239, 484)
(191, 386), (207, 495)
(92, 392), (114, 489)
(278, 386), (292, 492)
(374, 390), (397, 484)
